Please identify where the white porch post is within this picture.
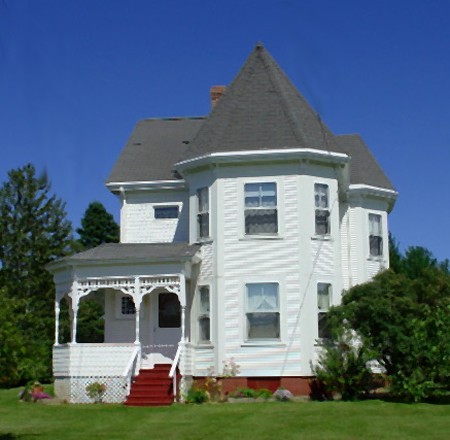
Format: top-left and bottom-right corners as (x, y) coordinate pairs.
(134, 277), (142, 345)
(181, 306), (186, 342)
(179, 273), (187, 342)
(72, 302), (78, 344)
(54, 300), (60, 346)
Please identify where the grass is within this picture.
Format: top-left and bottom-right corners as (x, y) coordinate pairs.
(0, 387), (449, 439)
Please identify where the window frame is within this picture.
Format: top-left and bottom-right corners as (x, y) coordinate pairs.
(115, 294), (136, 320)
(368, 213), (383, 257)
(197, 285), (211, 344)
(314, 183), (330, 236)
(317, 282), (332, 340)
(196, 187), (210, 239)
(244, 282), (280, 342)
(244, 181), (278, 236)
(154, 205), (179, 219)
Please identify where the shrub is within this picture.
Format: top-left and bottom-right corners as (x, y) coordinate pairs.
(185, 386), (208, 404)
(85, 382), (106, 403)
(313, 328), (375, 401)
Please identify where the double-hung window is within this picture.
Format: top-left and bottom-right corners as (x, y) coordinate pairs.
(198, 286), (210, 343)
(317, 283), (331, 339)
(245, 283), (280, 340)
(315, 183), (330, 235)
(244, 182), (278, 235)
(369, 213), (383, 257)
(197, 187), (209, 238)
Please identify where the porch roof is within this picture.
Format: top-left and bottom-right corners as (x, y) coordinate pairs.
(48, 242), (201, 269)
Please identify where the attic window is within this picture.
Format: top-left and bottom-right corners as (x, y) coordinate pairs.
(154, 206), (179, 219)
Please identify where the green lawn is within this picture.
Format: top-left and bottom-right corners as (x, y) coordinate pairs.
(0, 388), (449, 439)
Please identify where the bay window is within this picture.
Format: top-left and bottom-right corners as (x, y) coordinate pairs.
(369, 213), (383, 257)
(244, 182), (278, 235)
(197, 187), (209, 238)
(198, 286), (210, 343)
(317, 283), (331, 339)
(245, 283), (280, 340)
(315, 183), (330, 235)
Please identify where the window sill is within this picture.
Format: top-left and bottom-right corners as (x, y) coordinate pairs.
(195, 238), (213, 244)
(241, 341), (286, 347)
(367, 256), (384, 262)
(311, 235), (333, 241)
(239, 235), (283, 241)
(192, 343), (214, 349)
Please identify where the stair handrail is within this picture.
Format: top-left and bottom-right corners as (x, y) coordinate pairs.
(169, 343), (182, 402)
(123, 346), (140, 396)
(169, 343), (181, 378)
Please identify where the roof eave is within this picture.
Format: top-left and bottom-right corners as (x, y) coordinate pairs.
(175, 148), (349, 173)
(348, 184), (398, 212)
(106, 180), (187, 194)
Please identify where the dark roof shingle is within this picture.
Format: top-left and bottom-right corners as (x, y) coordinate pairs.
(107, 117), (204, 183)
(61, 242), (201, 263)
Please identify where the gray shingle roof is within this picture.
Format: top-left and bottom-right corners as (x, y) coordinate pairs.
(60, 243), (201, 263)
(182, 43), (339, 160)
(107, 43), (394, 191)
(107, 117), (205, 183)
(334, 134), (395, 190)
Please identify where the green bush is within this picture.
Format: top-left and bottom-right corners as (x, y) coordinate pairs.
(313, 328), (375, 400)
(185, 387), (208, 404)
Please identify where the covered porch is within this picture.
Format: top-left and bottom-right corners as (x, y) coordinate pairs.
(48, 243), (201, 403)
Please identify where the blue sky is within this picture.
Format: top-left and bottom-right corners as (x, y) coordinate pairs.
(1, 0), (449, 262)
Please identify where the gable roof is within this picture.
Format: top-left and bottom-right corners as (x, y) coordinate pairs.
(182, 43), (339, 160)
(107, 117), (204, 183)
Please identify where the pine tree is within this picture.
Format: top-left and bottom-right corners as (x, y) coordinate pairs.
(77, 201), (119, 249)
(0, 164), (73, 385)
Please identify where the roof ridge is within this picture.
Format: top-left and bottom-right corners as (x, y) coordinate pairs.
(260, 46), (308, 147)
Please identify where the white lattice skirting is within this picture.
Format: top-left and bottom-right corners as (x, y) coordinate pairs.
(55, 376), (129, 403)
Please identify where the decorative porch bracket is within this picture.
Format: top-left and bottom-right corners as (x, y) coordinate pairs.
(56, 274), (187, 346)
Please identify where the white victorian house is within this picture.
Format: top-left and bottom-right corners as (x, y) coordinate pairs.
(48, 43), (397, 404)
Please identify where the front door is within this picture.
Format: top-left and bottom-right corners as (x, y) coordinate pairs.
(147, 291), (181, 365)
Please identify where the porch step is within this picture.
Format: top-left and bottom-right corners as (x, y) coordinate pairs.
(125, 364), (177, 407)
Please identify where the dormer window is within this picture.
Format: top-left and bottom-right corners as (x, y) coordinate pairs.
(315, 183), (330, 235)
(244, 182), (278, 235)
(197, 187), (209, 238)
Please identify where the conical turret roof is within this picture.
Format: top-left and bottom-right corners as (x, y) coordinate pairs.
(182, 43), (339, 160)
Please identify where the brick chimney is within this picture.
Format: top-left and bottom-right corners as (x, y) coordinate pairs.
(210, 85), (226, 108)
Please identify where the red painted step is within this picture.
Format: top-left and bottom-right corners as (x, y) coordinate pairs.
(125, 364), (178, 406)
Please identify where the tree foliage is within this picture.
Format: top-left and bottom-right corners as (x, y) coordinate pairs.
(76, 201), (119, 249)
(325, 245), (450, 401)
(0, 164), (73, 386)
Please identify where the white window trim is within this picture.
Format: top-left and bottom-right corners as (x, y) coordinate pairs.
(196, 187), (210, 240)
(368, 212), (384, 259)
(314, 182), (331, 237)
(239, 178), (284, 239)
(153, 204), (181, 219)
(317, 282), (332, 341)
(115, 293), (136, 320)
(241, 279), (285, 344)
(196, 285), (212, 345)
